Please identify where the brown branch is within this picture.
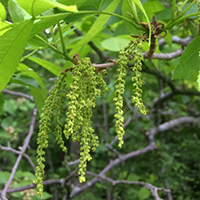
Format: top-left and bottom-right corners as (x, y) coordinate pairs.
(0, 107), (37, 200)
(153, 89), (200, 108)
(146, 116), (200, 138)
(93, 46), (185, 71)
(1, 89), (34, 102)
(0, 144), (36, 173)
(159, 35), (194, 47)
(70, 144), (156, 198)
(86, 171), (171, 200)
(141, 46), (184, 60)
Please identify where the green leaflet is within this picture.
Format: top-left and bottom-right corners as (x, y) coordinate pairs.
(8, 0), (25, 22)
(101, 37), (130, 52)
(17, 63), (47, 113)
(16, 0), (77, 17)
(0, 19), (33, 92)
(143, 0), (165, 20)
(29, 57), (62, 76)
(30, 13), (69, 38)
(0, 2), (6, 20)
(131, 0), (151, 45)
(173, 36), (200, 79)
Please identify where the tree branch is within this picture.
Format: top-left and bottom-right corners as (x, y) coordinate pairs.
(146, 116), (200, 138)
(0, 144), (36, 173)
(0, 107), (37, 200)
(70, 144), (156, 198)
(159, 35), (194, 47)
(2, 89), (34, 102)
(87, 171), (171, 200)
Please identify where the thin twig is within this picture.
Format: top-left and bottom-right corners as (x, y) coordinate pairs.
(2, 89), (34, 102)
(0, 144), (36, 173)
(70, 144), (156, 198)
(86, 171), (171, 200)
(0, 107), (37, 200)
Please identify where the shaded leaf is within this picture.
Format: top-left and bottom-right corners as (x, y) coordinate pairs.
(173, 36), (200, 79)
(0, 19), (33, 92)
(10, 75), (41, 89)
(0, 93), (4, 113)
(30, 13), (69, 38)
(8, 0), (25, 22)
(0, 171), (10, 184)
(143, 0), (165, 20)
(138, 187), (150, 200)
(17, 63), (47, 112)
(122, 0), (142, 36)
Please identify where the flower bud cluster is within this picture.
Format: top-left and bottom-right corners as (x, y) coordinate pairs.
(114, 39), (146, 148)
(114, 41), (136, 148)
(34, 73), (67, 197)
(53, 74), (68, 152)
(131, 40), (147, 115)
(63, 57), (107, 183)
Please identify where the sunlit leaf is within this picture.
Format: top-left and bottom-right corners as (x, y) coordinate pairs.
(0, 19), (33, 92)
(0, 2), (6, 20)
(101, 37), (130, 52)
(16, 0), (77, 17)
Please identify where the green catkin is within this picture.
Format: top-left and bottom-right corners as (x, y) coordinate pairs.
(34, 74), (67, 197)
(53, 74), (68, 152)
(195, 1), (200, 29)
(63, 57), (107, 183)
(131, 39), (146, 116)
(114, 40), (137, 148)
(114, 39), (146, 148)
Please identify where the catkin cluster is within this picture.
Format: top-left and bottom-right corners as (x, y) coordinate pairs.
(34, 58), (107, 196)
(63, 58), (107, 183)
(33, 73), (67, 197)
(131, 40), (146, 115)
(114, 39), (146, 148)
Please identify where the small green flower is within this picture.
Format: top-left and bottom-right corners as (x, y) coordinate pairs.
(34, 73), (67, 197)
(64, 57), (107, 182)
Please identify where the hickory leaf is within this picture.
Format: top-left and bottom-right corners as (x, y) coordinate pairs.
(0, 19), (33, 92)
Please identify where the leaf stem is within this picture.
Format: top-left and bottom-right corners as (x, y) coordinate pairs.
(57, 22), (72, 61)
(164, 12), (199, 30)
(36, 11), (145, 31)
(171, 0), (176, 21)
(179, 0), (196, 18)
(21, 49), (41, 62)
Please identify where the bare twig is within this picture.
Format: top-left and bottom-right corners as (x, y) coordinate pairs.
(153, 90), (200, 108)
(2, 89), (34, 102)
(70, 143), (156, 198)
(159, 35), (194, 47)
(146, 116), (200, 138)
(87, 171), (171, 200)
(0, 107), (37, 200)
(0, 144), (36, 173)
